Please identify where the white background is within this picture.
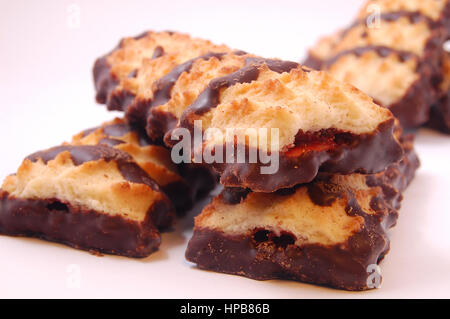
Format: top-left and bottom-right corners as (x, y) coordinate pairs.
(1, 0), (449, 298)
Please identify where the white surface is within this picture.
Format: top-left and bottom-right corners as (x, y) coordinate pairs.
(0, 0), (449, 298)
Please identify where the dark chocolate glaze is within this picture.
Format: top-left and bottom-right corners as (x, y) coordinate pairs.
(161, 56), (301, 144)
(146, 51), (250, 141)
(169, 53), (404, 192)
(184, 65), (260, 117)
(93, 55), (119, 106)
(98, 137), (125, 147)
(152, 46), (165, 59)
(306, 182), (343, 207)
(146, 109), (179, 141)
(0, 192), (161, 258)
(323, 45), (417, 68)
(185, 136), (421, 290)
(92, 31), (172, 112)
(303, 54), (325, 70)
(307, 44), (442, 128)
(127, 51), (246, 136)
(221, 187), (251, 205)
(367, 134), (420, 209)
(79, 121), (216, 215)
(338, 11), (437, 43)
(426, 92), (450, 133)
(375, 11), (435, 26)
(304, 8), (449, 70)
(128, 69), (138, 78)
(82, 121), (153, 146)
(212, 119), (403, 192)
(132, 31), (150, 41)
(184, 57), (299, 117)
(26, 145), (161, 192)
(163, 163), (218, 214)
(150, 52), (230, 108)
(245, 57), (300, 73)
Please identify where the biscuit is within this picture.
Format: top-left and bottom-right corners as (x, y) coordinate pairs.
(93, 31), (231, 126)
(322, 47), (439, 128)
(72, 118), (216, 213)
(185, 135), (419, 290)
(304, 0), (450, 128)
(0, 144), (176, 257)
(174, 59), (402, 192)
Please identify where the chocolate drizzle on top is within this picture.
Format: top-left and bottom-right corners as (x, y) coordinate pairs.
(98, 138), (125, 147)
(82, 122), (153, 146)
(152, 46), (165, 59)
(324, 45), (417, 69)
(338, 11), (437, 42)
(150, 52), (230, 108)
(245, 57), (300, 73)
(376, 11), (435, 26)
(26, 145), (160, 191)
(181, 57), (300, 118)
(185, 65), (260, 116)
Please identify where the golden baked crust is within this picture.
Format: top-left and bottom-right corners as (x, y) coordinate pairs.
(304, 0), (449, 128)
(333, 18), (432, 57)
(327, 49), (419, 107)
(94, 31), (231, 115)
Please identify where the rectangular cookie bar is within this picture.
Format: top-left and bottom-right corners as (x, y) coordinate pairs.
(185, 135), (419, 290)
(0, 144), (175, 257)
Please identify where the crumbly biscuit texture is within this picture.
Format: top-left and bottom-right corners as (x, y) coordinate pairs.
(327, 50), (419, 107)
(304, 0), (450, 128)
(71, 118), (216, 212)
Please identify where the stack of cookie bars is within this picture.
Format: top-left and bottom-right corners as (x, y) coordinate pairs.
(3, 0), (448, 291)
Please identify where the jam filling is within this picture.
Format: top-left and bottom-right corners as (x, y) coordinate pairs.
(284, 129), (357, 157)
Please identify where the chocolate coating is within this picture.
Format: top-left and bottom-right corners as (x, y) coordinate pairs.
(427, 93), (450, 133)
(0, 192), (161, 258)
(130, 52), (243, 137)
(212, 119), (403, 192)
(323, 46), (417, 69)
(186, 189), (396, 291)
